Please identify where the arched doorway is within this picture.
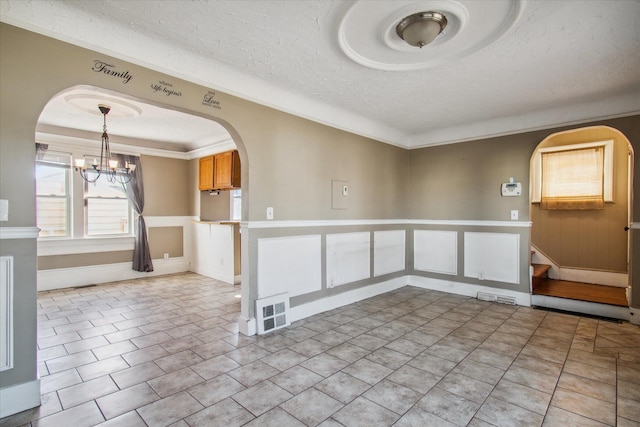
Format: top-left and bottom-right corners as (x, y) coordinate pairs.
(35, 85), (251, 322)
(529, 125), (633, 319)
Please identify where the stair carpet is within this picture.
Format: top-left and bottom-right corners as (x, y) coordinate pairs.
(531, 261), (628, 307)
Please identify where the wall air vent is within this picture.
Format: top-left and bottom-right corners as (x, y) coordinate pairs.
(478, 292), (516, 305)
(256, 293), (290, 334)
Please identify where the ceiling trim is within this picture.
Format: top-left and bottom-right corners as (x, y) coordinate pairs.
(35, 132), (236, 160)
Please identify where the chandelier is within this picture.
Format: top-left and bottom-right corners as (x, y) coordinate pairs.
(73, 104), (135, 184)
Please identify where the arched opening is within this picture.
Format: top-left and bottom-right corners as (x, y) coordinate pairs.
(529, 125), (633, 319)
(34, 84), (251, 326)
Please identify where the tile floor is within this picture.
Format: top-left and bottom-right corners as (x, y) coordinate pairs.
(1, 272), (639, 427)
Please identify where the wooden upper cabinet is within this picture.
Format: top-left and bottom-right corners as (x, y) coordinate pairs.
(214, 150), (241, 189)
(199, 150), (241, 191)
(198, 155), (215, 191)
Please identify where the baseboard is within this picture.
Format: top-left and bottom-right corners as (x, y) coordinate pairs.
(532, 294), (630, 321)
(558, 268), (628, 288)
(408, 275), (532, 307)
(189, 263), (235, 285)
(289, 277), (409, 324)
(37, 258), (190, 291)
(0, 379), (41, 418)
(238, 315), (256, 336)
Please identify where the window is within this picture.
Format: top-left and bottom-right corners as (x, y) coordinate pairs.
(532, 140), (613, 209)
(541, 146), (604, 209)
(231, 189), (242, 221)
(84, 172), (131, 236)
(36, 151), (71, 237)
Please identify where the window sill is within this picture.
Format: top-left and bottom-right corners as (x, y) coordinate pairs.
(38, 236), (135, 256)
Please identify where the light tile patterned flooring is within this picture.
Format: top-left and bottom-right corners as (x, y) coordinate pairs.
(1, 272), (639, 427)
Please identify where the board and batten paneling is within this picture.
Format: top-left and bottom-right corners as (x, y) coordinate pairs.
(414, 230), (457, 275)
(373, 230), (406, 277)
(257, 235), (322, 298)
(464, 232), (520, 284)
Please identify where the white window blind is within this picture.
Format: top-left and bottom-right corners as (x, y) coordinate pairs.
(541, 146), (604, 210)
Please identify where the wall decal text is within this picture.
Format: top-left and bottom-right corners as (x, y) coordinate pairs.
(151, 80), (182, 97)
(202, 91), (222, 110)
(92, 60), (133, 84)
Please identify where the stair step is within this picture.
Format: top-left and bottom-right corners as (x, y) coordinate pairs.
(532, 263), (551, 278)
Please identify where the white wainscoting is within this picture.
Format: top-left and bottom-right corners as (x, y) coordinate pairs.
(0, 378), (41, 418)
(37, 258), (190, 291)
(414, 230), (457, 275)
(373, 230), (406, 277)
(326, 232), (371, 287)
(410, 276), (531, 307)
(290, 277), (408, 322)
(257, 235), (322, 298)
(464, 232), (520, 284)
(191, 222), (237, 284)
(1, 256), (14, 372)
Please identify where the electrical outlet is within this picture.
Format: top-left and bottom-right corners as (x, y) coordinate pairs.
(163, 253), (169, 260)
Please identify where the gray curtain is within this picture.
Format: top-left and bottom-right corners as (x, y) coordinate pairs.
(35, 143), (48, 160)
(120, 154), (154, 272)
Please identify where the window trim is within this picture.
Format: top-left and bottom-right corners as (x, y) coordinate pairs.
(531, 139), (613, 203)
(36, 152), (72, 239)
(35, 137), (139, 241)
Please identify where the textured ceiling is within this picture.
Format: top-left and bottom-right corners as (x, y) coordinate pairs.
(2, 0), (640, 149)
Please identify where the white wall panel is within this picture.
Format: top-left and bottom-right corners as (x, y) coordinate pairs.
(414, 230), (457, 275)
(258, 235), (321, 298)
(374, 230), (406, 277)
(464, 232), (520, 284)
(326, 232), (370, 287)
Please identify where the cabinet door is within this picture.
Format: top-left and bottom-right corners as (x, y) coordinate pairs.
(198, 156), (214, 190)
(214, 150), (241, 189)
(214, 151), (233, 189)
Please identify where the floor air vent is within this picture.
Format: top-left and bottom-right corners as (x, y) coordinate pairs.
(256, 293), (290, 335)
(477, 292), (516, 305)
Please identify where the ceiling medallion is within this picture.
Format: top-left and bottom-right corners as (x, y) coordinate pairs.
(337, 0), (524, 71)
(65, 93), (142, 119)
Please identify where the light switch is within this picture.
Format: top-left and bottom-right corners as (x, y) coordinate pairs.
(511, 209), (518, 220)
(342, 185), (348, 196)
(0, 199), (7, 221)
(266, 207), (274, 220)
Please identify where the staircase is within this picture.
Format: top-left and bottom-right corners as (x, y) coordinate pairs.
(531, 263), (551, 292)
(530, 251), (628, 308)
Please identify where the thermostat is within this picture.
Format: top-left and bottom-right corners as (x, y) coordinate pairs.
(501, 182), (521, 197)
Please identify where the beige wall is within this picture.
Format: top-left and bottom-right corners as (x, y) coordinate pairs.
(142, 155), (190, 216)
(200, 190), (231, 221)
(148, 227), (183, 259)
(531, 126), (630, 272)
(38, 251), (133, 270)
(407, 132), (541, 220)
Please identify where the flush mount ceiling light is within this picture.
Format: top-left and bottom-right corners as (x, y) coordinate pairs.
(396, 11), (448, 48)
